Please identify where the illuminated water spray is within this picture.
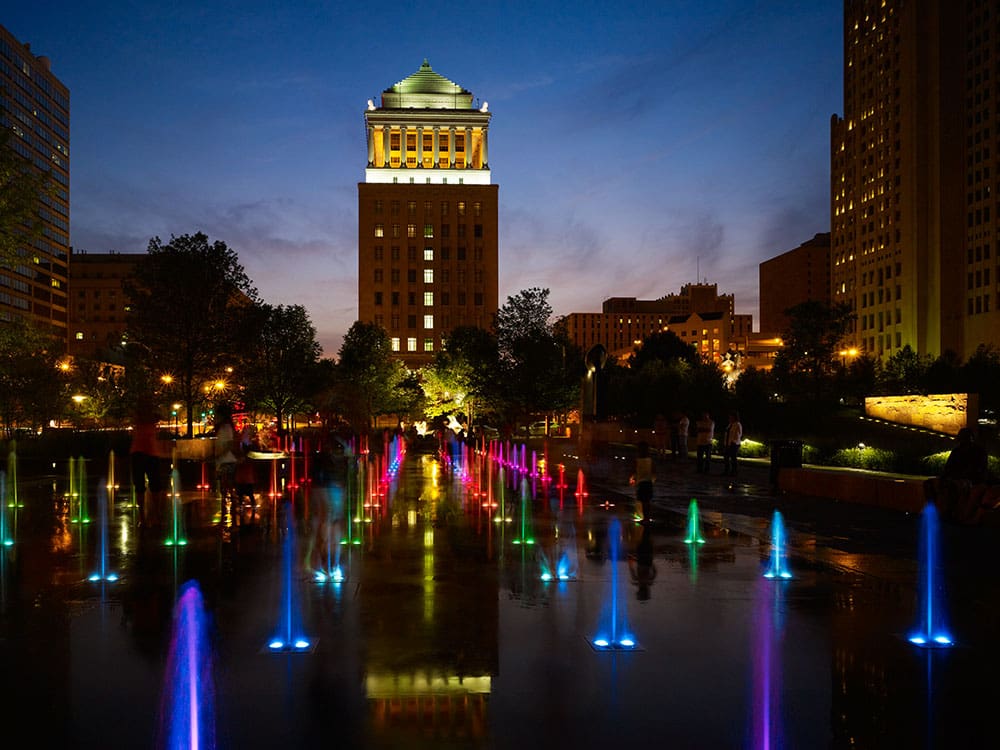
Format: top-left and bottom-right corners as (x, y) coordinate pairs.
(68, 457), (90, 524)
(88, 483), (118, 583)
(909, 502), (953, 648)
(0, 472), (12, 547)
(591, 518), (637, 650)
(540, 523), (578, 582)
(763, 510), (792, 579)
(683, 498), (706, 545)
(314, 484), (345, 585)
(164, 469), (187, 547)
(157, 581), (215, 750)
(268, 501), (313, 652)
(7, 444), (22, 509)
(512, 477), (535, 545)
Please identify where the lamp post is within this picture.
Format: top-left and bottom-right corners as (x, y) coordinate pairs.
(172, 403), (181, 437)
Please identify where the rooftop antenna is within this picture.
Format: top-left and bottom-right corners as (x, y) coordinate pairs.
(696, 256), (700, 284)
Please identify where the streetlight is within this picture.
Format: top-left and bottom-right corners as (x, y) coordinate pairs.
(172, 403), (181, 436)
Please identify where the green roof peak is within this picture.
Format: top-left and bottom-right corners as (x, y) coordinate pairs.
(380, 61), (475, 109)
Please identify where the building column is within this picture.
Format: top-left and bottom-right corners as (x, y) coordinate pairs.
(400, 126), (407, 168)
(481, 127), (488, 168)
(416, 126), (423, 168)
(367, 125), (375, 166)
(382, 126), (390, 168)
(464, 127), (471, 168)
(432, 126), (439, 168)
(449, 127), (455, 168)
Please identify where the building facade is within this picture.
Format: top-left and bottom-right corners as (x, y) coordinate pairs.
(831, 0), (998, 360)
(67, 252), (141, 360)
(759, 233), (831, 335)
(358, 61), (499, 367)
(0, 25), (70, 343)
(562, 283), (750, 362)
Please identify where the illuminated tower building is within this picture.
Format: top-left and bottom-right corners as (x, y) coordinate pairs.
(0, 25), (70, 343)
(358, 61), (498, 367)
(831, 1), (998, 359)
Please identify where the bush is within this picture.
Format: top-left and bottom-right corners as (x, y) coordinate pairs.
(829, 446), (897, 471)
(739, 438), (768, 458)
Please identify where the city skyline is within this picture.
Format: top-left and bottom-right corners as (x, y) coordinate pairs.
(4, 1), (842, 356)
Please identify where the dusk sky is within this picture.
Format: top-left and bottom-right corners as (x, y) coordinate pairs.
(6, 2), (842, 356)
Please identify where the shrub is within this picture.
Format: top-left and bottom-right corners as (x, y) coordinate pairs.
(829, 446), (896, 471)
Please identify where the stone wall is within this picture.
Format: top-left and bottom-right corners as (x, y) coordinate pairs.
(864, 393), (978, 436)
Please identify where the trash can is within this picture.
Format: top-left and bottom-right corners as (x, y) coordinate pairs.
(769, 440), (803, 486)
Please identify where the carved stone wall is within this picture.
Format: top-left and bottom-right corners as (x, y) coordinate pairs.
(864, 394), (978, 436)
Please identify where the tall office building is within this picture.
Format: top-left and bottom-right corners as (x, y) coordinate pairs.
(831, 1), (998, 360)
(0, 25), (70, 343)
(358, 61), (498, 367)
(562, 283), (750, 361)
(759, 233), (831, 334)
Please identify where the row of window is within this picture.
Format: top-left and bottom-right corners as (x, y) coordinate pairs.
(390, 337), (435, 353)
(374, 291), (484, 307)
(373, 223), (483, 239)
(373, 200), (483, 218)
(373, 268), (485, 284)
(372, 245), (484, 262)
(969, 294), (993, 314)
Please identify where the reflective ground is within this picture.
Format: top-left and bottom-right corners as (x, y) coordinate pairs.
(1, 442), (998, 749)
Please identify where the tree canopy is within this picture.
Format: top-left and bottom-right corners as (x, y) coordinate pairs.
(0, 129), (55, 268)
(493, 288), (581, 424)
(124, 232), (258, 435)
(335, 321), (418, 430)
(242, 303), (322, 434)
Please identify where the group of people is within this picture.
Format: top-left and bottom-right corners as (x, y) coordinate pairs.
(632, 410), (744, 529)
(128, 399), (261, 528)
(654, 410), (744, 476)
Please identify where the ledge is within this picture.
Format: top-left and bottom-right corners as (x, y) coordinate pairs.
(776, 466), (929, 513)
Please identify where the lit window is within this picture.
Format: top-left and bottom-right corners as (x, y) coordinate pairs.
(407, 337), (417, 351)
(424, 224), (433, 238)
(424, 247), (434, 261)
(75, 331), (84, 340)
(423, 292), (434, 306)
(424, 338), (434, 352)
(424, 314), (434, 329)
(391, 337), (400, 351)
(374, 224), (384, 238)
(424, 269), (434, 283)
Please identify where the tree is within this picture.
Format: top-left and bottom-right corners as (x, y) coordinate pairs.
(773, 300), (855, 400)
(124, 232), (258, 436)
(493, 288), (582, 426)
(879, 344), (931, 394)
(961, 345), (1000, 415)
(630, 330), (698, 370)
(242, 303), (322, 435)
(335, 321), (414, 430)
(423, 325), (500, 424)
(0, 129), (55, 267)
(0, 320), (64, 436)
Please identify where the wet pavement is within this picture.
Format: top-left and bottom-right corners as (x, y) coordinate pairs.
(1, 441), (998, 749)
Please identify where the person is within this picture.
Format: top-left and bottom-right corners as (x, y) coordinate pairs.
(629, 523), (656, 600)
(669, 411), (682, 459)
(675, 412), (690, 461)
(695, 411), (715, 474)
(130, 398), (165, 526)
(723, 411), (742, 477)
(213, 403), (238, 501)
(630, 441), (655, 523)
(233, 443), (258, 520)
(929, 427), (991, 523)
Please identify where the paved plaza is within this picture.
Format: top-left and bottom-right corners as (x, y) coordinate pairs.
(1, 440), (997, 748)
